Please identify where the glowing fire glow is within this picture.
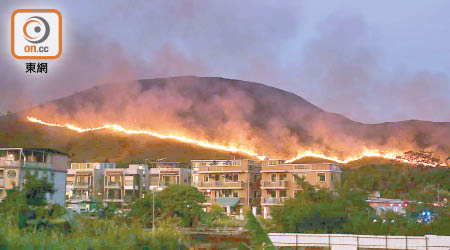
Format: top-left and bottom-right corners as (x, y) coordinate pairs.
(26, 116), (258, 156)
(286, 150), (398, 164)
(26, 116), (439, 166)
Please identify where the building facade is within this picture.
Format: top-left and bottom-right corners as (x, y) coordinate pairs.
(191, 159), (261, 217)
(0, 148), (69, 206)
(65, 162), (116, 207)
(260, 160), (342, 218)
(148, 161), (191, 191)
(103, 164), (147, 206)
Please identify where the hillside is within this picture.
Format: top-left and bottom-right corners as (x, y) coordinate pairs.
(0, 76), (449, 164)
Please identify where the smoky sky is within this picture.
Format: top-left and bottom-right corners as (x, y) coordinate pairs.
(0, 0), (449, 123)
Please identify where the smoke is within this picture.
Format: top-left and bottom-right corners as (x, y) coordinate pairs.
(25, 75), (450, 161)
(1, 0), (449, 160)
(295, 12), (450, 123)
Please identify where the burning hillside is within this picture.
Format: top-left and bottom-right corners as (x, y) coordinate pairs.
(6, 77), (450, 165)
(25, 116), (446, 166)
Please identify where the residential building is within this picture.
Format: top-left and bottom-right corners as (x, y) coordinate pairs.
(103, 164), (147, 206)
(366, 198), (408, 215)
(148, 161), (191, 191)
(191, 159), (261, 217)
(0, 148), (69, 206)
(65, 162), (115, 207)
(260, 160), (342, 218)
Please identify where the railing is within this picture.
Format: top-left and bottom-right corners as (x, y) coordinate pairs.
(197, 166), (246, 172)
(261, 197), (286, 204)
(197, 181), (244, 188)
(105, 182), (122, 188)
(293, 165), (311, 170)
(269, 233), (450, 249)
(0, 159), (20, 167)
(74, 182), (91, 188)
(69, 195), (91, 201)
(23, 161), (50, 169)
(262, 180), (288, 188)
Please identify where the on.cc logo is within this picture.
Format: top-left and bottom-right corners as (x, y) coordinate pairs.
(11, 9), (62, 59)
(23, 16), (50, 44)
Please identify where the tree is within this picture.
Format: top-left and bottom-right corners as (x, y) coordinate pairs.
(159, 184), (205, 226)
(23, 176), (55, 206)
(130, 192), (162, 227)
(271, 175), (369, 234)
(131, 184), (205, 227)
(244, 209), (275, 249)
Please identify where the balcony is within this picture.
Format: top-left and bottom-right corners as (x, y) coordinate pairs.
(0, 159), (20, 167)
(74, 182), (91, 189)
(105, 182), (122, 188)
(261, 180), (288, 189)
(23, 161), (50, 169)
(197, 181), (244, 189)
(196, 166), (248, 173)
(261, 197), (286, 205)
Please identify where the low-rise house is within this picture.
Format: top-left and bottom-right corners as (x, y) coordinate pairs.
(260, 160), (342, 218)
(103, 165), (147, 206)
(191, 159), (261, 217)
(0, 148), (69, 206)
(366, 198), (407, 215)
(148, 161), (190, 191)
(65, 162), (115, 207)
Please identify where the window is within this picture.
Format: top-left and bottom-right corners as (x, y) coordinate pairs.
(225, 174), (231, 182)
(76, 176), (90, 185)
(7, 170), (17, 178)
(232, 160), (241, 166)
(269, 160), (278, 166)
(269, 190), (276, 198)
(280, 190), (287, 198)
(330, 173), (334, 182)
(253, 174), (260, 182)
(317, 173), (326, 182)
(271, 174), (277, 182)
(203, 175), (209, 182)
(233, 191), (238, 197)
(224, 190), (231, 197)
(296, 173), (306, 180)
(0, 169), (3, 179)
(280, 174), (287, 181)
(232, 174), (238, 182)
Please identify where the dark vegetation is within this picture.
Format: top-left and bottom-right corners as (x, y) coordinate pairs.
(268, 164), (450, 236)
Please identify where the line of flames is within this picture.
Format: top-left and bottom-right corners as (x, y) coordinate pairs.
(27, 116), (258, 157)
(26, 116), (436, 166)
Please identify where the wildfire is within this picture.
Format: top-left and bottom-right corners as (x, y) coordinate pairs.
(26, 116), (440, 166)
(286, 150), (398, 164)
(26, 116), (258, 156)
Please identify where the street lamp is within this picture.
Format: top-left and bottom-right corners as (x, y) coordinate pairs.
(152, 189), (155, 233)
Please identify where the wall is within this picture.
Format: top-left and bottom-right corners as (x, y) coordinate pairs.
(268, 233), (450, 250)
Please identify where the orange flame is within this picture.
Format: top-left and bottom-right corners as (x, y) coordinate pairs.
(286, 150), (398, 164)
(26, 116), (258, 156)
(26, 116), (439, 166)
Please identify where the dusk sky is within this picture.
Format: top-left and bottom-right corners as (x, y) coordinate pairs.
(1, 0), (449, 123)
